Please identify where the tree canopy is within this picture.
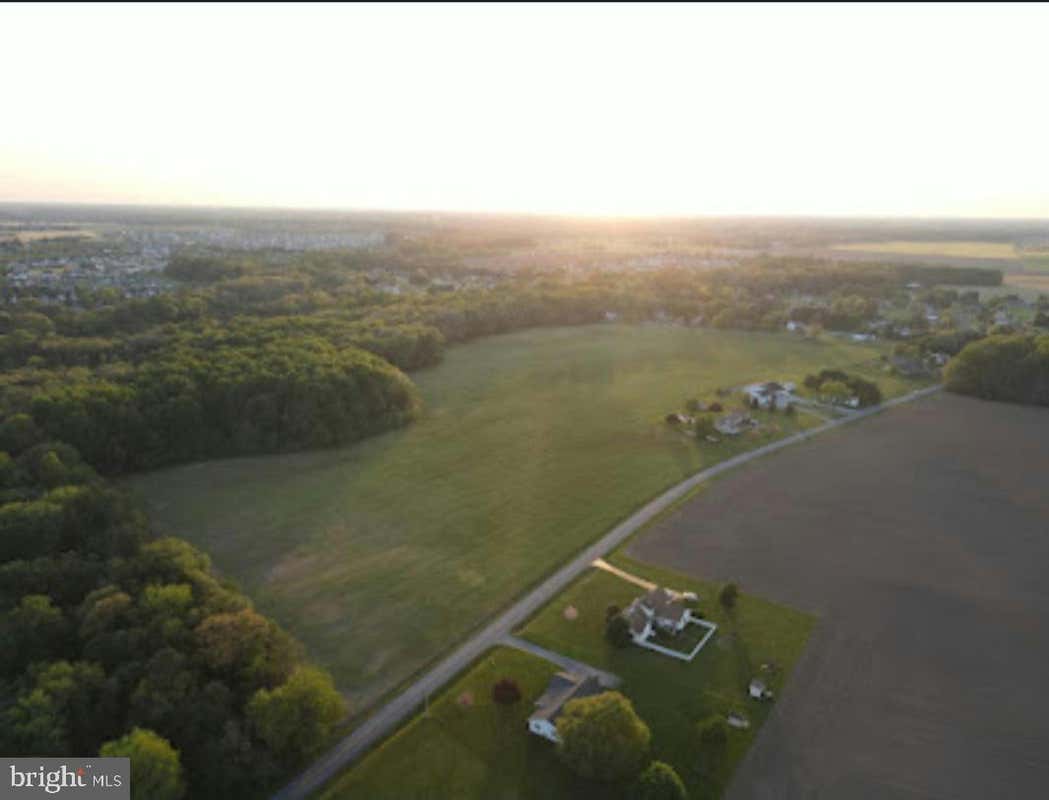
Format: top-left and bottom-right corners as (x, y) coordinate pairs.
(100, 727), (185, 800)
(556, 691), (651, 782)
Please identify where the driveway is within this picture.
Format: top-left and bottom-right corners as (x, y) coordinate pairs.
(628, 392), (1049, 799)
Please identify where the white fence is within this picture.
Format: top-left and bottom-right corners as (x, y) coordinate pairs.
(636, 619), (718, 662)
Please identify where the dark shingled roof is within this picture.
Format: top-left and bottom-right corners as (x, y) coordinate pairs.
(642, 586), (689, 623)
(529, 672), (603, 723)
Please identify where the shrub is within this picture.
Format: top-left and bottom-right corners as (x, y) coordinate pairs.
(492, 678), (522, 705)
(707, 402), (723, 413)
(631, 760), (687, 800)
(605, 614), (632, 648)
(693, 416), (716, 438)
(718, 582), (738, 609)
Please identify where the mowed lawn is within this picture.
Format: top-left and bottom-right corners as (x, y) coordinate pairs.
(127, 325), (887, 710)
(323, 562), (813, 800)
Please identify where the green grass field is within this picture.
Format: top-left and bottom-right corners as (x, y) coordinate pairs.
(833, 240), (1019, 259)
(322, 561), (813, 799)
(318, 646), (575, 800)
(127, 325), (893, 711)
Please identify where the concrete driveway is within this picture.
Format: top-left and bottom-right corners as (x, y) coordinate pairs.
(629, 392), (1049, 799)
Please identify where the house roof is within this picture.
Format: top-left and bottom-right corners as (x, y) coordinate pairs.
(625, 599), (650, 635)
(529, 672), (602, 723)
(642, 586), (689, 623)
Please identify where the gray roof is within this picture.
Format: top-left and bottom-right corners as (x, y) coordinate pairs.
(529, 671), (602, 723)
(625, 599), (650, 635)
(642, 586), (689, 623)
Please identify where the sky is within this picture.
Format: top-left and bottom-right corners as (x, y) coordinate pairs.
(2, 3), (1048, 218)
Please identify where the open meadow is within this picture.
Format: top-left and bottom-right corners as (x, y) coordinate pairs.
(832, 240), (1020, 259)
(127, 325), (902, 712)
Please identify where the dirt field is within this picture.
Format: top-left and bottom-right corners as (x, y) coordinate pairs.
(628, 392), (1049, 799)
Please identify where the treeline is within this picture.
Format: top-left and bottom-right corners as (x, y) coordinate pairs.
(896, 264), (1002, 287)
(0, 251), (1010, 480)
(0, 441), (345, 798)
(0, 338), (419, 475)
(945, 333), (1049, 406)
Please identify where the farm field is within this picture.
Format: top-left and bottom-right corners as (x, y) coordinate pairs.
(629, 392), (1049, 799)
(1004, 272), (1049, 295)
(127, 325), (902, 712)
(832, 240), (1019, 259)
(322, 563), (813, 800)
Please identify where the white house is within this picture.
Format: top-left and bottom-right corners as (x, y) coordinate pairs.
(621, 586), (719, 662)
(625, 587), (693, 645)
(743, 381), (795, 410)
(527, 672), (602, 743)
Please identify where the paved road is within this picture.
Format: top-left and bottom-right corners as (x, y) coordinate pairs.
(271, 385), (941, 800)
(501, 635), (621, 687)
(630, 392), (1049, 799)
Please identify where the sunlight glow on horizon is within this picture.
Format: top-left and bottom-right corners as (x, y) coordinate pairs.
(2, 3), (1048, 218)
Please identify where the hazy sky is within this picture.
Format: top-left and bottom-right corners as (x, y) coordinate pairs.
(2, 3), (1047, 217)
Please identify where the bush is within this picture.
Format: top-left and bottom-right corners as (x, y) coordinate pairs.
(707, 402), (723, 413)
(605, 604), (621, 621)
(718, 583), (738, 609)
(557, 692), (651, 781)
(693, 416), (716, 438)
(492, 678), (522, 705)
(631, 760), (687, 800)
(605, 614), (632, 648)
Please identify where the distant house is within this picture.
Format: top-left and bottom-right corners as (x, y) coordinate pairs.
(785, 320), (803, 333)
(527, 672), (603, 743)
(743, 381), (795, 410)
(715, 412), (756, 436)
(850, 332), (876, 342)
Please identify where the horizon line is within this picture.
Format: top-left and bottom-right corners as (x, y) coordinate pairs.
(1, 199), (1047, 224)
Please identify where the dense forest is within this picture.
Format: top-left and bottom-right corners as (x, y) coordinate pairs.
(0, 446), (345, 797)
